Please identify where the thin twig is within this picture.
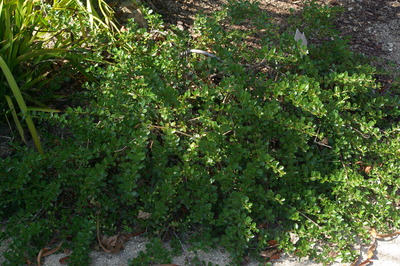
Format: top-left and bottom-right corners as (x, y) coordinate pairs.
(313, 128), (332, 148)
(223, 130), (232, 135)
(314, 139), (332, 149)
(114, 146), (127, 153)
(351, 126), (370, 139)
(97, 214), (111, 253)
(188, 116), (201, 122)
(172, 230), (187, 252)
(150, 29), (168, 36)
(30, 208), (44, 222)
(174, 130), (194, 138)
(297, 210), (323, 229)
(288, 204), (323, 230)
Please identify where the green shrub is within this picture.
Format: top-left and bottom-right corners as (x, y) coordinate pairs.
(128, 238), (173, 266)
(1, 1), (399, 264)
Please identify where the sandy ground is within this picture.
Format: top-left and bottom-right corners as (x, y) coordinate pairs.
(32, 235), (398, 265)
(0, 234), (388, 265)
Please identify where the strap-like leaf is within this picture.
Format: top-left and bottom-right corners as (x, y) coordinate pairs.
(5, 95), (26, 144)
(0, 55), (44, 154)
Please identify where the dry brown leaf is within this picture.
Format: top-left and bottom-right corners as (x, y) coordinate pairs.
(356, 161), (373, 174)
(289, 232), (300, 244)
(329, 0), (341, 6)
(63, 248), (71, 254)
(260, 249), (282, 260)
(359, 242), (376, 266)
(371, 228), (400, 239)
(270, 253), (281, 260)
(260, 250), (275, 258)
(370, 228), (378, 238)
(359, 259), (372, 266)
(268, 239), (278, 246)
(37, 242), (63, 266)
(320, 137), (329, 145)
(96, 215), (126, 253)
(37, 248), (49, 266)
(376, 231), (400, 238)
(124, 230), (145, 239)
(59, 256), (70, 264)
(366, 243), (376, 259)
(328, 250), (338, 258)
(350, 256), (361, 266)
(99, 234), (126, 253)
(42, 242), (63, 257)
(364, 166), (372, 174)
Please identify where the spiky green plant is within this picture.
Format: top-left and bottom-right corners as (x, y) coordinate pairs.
(0, 0), (118, 153)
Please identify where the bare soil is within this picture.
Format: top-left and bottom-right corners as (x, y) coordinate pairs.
(145, 0), (400, 73)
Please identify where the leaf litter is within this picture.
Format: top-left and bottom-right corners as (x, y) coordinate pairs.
(352, 228), (400, 266)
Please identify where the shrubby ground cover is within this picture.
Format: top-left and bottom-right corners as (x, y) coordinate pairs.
(1, 1), (399, 265)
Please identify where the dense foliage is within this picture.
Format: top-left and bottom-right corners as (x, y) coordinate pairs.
(1, 1), (399, 265)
